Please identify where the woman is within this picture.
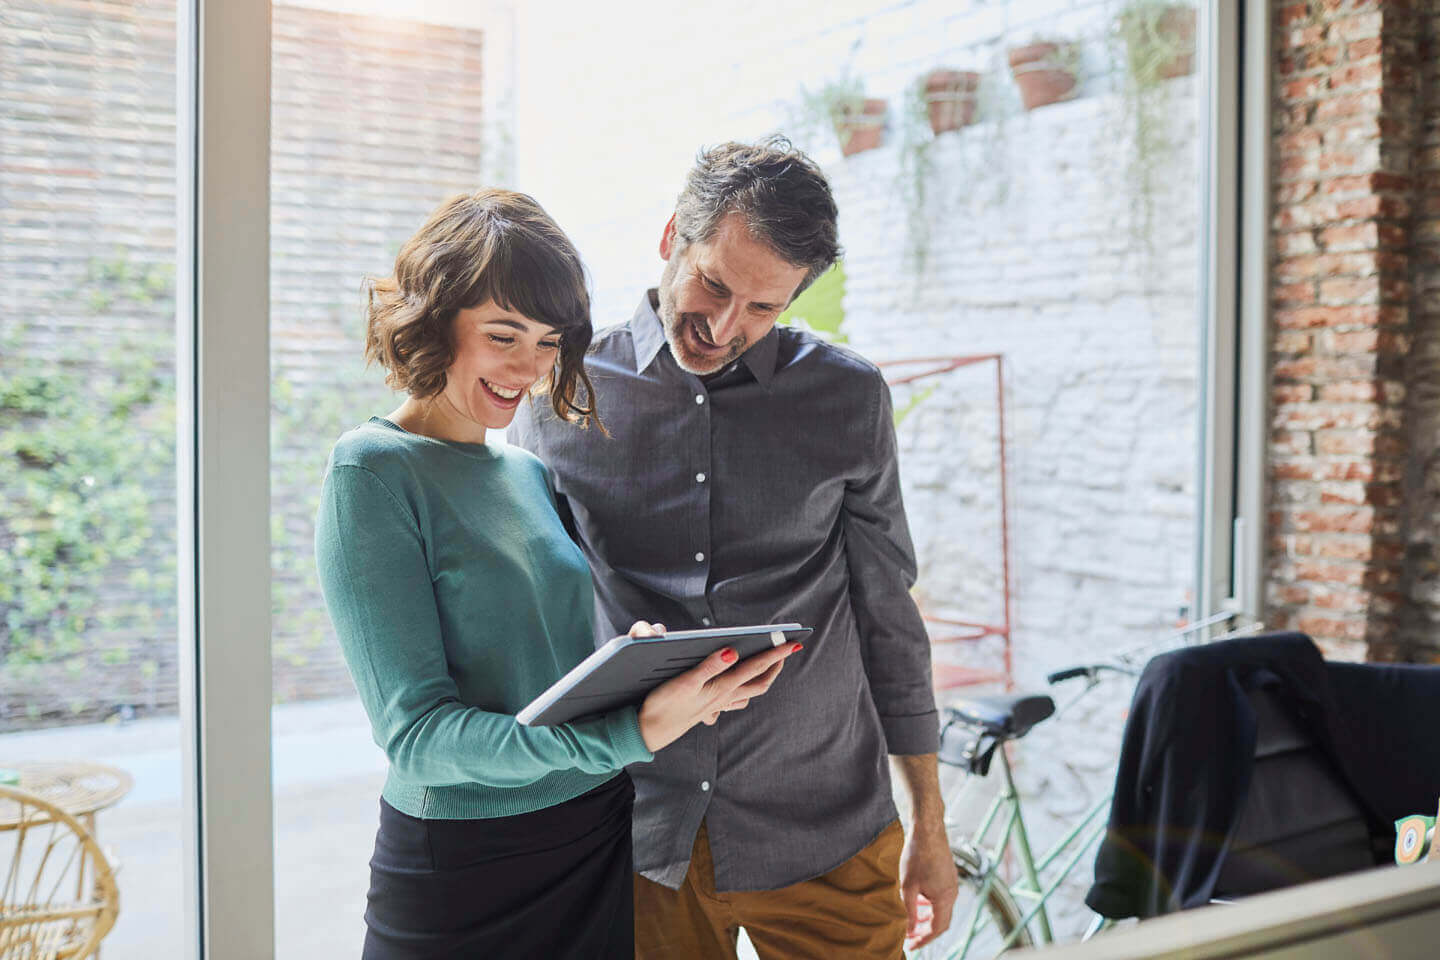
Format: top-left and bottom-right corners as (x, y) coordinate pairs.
(314, 189), (798, 959)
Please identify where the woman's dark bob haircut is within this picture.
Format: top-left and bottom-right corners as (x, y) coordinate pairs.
(364, 189), (600, 429)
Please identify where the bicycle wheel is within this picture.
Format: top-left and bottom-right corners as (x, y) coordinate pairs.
(918, 842), (1033, 960)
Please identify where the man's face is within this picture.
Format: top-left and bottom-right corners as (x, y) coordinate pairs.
(656, 212), (810, 376)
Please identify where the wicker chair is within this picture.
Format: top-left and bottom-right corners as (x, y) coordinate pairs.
(0, 785), (118, 960)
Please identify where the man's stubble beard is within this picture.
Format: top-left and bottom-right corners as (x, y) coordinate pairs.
(657, 257), (745, 376)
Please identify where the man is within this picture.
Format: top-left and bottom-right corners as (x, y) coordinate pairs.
(510, 137), (957, 959)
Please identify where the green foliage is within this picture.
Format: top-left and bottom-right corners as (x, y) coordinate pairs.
(1, 238), (394, 703)
(778, 262), (847, 343)
(802, 72), (866, 127)
(895, 79), (937, 280)
(0, 321), (176, 665)
(80, 253), (175, 315)
(788, 39), (869, 155)
(893, 384), (936, 427)
(269, 365), (395, 667)
(1112, 1), (1196, 253)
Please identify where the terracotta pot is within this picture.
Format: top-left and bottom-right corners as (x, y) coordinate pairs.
(923, 69), (981, 135)
(833, 98), (887, 157)
(1140, 6), (1197, 80)
(1007, 42), (1078, 111)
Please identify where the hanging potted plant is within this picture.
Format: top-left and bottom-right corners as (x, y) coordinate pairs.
(1111, 1), (1198, 257)
(832, 96), (888, 156)
(1006, 40), (1080, 110)
(1119, 1), (1197, 81)
(795, 70), (888, 158)
(922, 68), (981, 135)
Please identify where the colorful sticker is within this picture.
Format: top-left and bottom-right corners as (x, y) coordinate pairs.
(1395, 815), (1433, 865)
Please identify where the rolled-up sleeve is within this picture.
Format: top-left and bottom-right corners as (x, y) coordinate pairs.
(843, 369), (939, 754)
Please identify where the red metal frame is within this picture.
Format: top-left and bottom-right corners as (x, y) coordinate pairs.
(880, 354), (1014, 692)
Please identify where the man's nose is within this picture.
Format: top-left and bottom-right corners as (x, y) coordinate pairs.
(709, 301), (744, 344)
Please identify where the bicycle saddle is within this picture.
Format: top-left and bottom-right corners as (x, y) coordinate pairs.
(944, 693), (1056, 740)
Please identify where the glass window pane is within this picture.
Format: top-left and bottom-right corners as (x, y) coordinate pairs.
(517, 0), (1207, 947)
(270, 0), (1210, 954)
(1, 0), (187, 956)
(268, 4), (510, 954)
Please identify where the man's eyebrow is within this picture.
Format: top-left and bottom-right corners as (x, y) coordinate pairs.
(698, 269), (730, 294)
(698, 268), (781, 312)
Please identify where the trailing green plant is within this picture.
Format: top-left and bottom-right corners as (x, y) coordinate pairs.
(787, 37), (886, 158)
(895, 78), (938, 281)
(792, 68), (870, 153)
(1111, 0), (1197, 256)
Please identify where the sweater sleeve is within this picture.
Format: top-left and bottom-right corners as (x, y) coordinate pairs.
(314, 463), (653, 789)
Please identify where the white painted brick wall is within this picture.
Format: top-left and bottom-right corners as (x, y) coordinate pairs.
(516, 0), (1202, 940)
(830, 76), (1200, 940)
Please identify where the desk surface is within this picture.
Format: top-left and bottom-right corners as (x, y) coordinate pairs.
(0, 761), (133, 828)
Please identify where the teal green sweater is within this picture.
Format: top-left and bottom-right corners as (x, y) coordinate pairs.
(314, 417), (652, 819)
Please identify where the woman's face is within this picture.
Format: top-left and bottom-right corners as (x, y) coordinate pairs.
(440, 300), (562, 432)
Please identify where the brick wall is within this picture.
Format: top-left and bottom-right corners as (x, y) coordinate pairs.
(1267, 0), (1438, 661)
(0, 1), (487, 729)
(1398, 3), (1440, 656)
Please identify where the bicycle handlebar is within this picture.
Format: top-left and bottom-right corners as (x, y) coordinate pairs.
(1046, 662), (1141, 685)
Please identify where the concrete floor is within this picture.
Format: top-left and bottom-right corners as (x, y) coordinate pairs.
(1, 698), (386, 959)
(0, 698), (775, 959)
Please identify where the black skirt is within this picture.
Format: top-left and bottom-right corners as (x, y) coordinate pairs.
(363, 772), (635, 960)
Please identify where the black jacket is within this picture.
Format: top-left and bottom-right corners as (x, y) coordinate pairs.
(1085, 632), (1440, 919)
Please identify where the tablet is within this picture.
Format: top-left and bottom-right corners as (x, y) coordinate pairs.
(516, 623), (811, 726)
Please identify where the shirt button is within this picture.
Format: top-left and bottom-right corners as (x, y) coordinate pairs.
(696, 472), (706, 483)
(695, 394), (706, 405)
(700, 780), (711, 792)
(702, 617), (712, 626)
(695, 552), (705, 562)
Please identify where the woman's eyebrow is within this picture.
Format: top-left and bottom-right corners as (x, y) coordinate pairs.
(484, 317), (561, 335)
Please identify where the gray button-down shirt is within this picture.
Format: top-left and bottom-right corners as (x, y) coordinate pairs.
(509, 291), (938, 891)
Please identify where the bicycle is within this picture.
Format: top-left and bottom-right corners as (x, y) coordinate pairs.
(920, 615), (1260, 959)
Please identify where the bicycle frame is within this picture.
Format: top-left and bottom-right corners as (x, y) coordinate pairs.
(938, 616), (1261, 959)
(943, 733), (1113, 959)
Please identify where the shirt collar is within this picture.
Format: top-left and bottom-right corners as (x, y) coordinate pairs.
(631, 289), (779, 389)
(631, 291), (669, 374)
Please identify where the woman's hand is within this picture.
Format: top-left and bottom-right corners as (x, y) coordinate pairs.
(634, 623), (803, 753)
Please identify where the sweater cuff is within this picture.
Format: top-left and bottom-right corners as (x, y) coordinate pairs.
(606, 704), (655, 766)
(881, 709), (941, 755)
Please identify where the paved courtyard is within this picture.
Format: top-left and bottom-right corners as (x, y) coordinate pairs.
(0, 698), (786, 959)
(2, 699), (385, 958)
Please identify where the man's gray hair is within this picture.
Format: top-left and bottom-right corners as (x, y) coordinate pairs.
(673, 136), (842, 296)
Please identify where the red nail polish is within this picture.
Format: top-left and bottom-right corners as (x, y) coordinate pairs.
(792, 642), (804, 652)
(721, 648), (737, 663)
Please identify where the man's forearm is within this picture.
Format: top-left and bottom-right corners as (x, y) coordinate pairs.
(891, 753), (946, 826)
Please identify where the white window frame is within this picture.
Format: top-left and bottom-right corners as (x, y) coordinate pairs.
(1199, 0), (1270, 626)
(177, 0), (274, 956)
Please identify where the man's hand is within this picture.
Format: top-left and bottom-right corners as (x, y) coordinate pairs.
(892, 753), (959, 949)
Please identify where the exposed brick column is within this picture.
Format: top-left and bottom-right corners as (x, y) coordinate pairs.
(1267, 0), (1420, 660)
(1398, 4), (1440, 659)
